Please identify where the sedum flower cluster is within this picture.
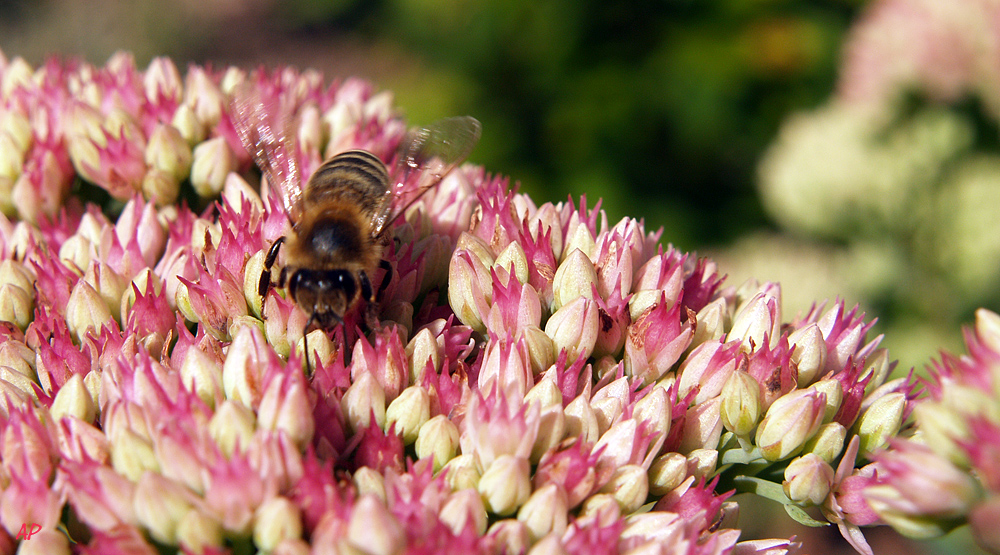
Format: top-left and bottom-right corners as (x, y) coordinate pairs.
(0, 48), (976, 555)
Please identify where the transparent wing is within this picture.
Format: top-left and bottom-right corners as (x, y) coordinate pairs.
(230, 82), (303, 222)
(369, 116), (481, 238)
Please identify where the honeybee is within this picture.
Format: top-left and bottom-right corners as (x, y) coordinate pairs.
(231, 86), (481, 338)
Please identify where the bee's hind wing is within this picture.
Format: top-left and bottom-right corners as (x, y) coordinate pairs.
(369, 116), (481, 238)
(230, 82), (303, 222)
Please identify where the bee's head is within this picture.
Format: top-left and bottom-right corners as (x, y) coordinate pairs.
(288, 268), (358, 329)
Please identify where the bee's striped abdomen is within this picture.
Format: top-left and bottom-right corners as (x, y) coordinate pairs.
(304, 150), (390, 216)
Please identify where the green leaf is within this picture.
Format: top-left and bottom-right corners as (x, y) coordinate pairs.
(720, 445), (765, 465)
(783, 504), (831, 528)
(732, 475), (790, 504)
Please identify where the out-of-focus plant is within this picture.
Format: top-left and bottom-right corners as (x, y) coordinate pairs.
(732, 0), (1000, 369)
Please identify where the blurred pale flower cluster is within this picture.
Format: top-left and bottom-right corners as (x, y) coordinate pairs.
(0, 48), (995, 555)
(724, 0), (1000, 369)
(865, 309), (1000, 553)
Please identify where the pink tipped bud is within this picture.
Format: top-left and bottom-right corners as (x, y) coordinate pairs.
(415, 414), (460, 472)
(440, 489), (488, 536)
(552, 248), (598, 311)
(730, 290), (781, 352)
(479, 454), (532, 516)
(545, 296), (599, 363)
(755, 389), (826, 461)
(341, 372), (386, 434)
(253, 496), (303, 552)
(783, 454), (834, 506)
(598, 464), (649, 513)
(648, 452), (688, 496)
(346, 495), (405, 555)
(853, 391), (906, 457)
(134, 473), (195, 545)
(0, 283), (32, 331)
(448, 248), (491, 334)
(257, 374), (315, 450)
(495, 241), (530, 286)
(50, 373), (96, 423)
(66, 279), (112, 343)
(679, 396), (724, 453)
(517, 483), (569, 541)
(720, 370), (762, 437)
(190, 137), (236, 197)
(386, 385), (431, 444)
(208, 400), (256, 457)
(789, 323), (827, 386)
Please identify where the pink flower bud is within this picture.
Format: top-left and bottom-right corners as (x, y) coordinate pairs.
(448, 249), (491, 334)
(755, 389), (826, 461)
(517, 483), (569, 541)
(351, 325), (408, 402)
(783, 454), (834, 506)
(386, 385), (431, 444)
(144, 57), (183, 106)
(552, 248), (598, 310)
(853, 391), (906, 457)
(479, 454), (532, 516)
(598, 464), (649, 513)
(969, 495), (1000, 553)
(624, 294), (694, 384)
(485, 271), (542, 339)
(478, 334), (534, 402)
(730, 290), (780, 352)
(440, 489), (488, 536)
(252, 496), (303, 552)
(415, 414), (460, 471)
(679, 396), (724, 453)
(494, 240), (530, 286)
(648, 452), (688, 496)
(545, 296), (599, 363)
(677, 339), (740, 404)
(176, 509), (224, 553)
(866, 440), (980, 533)
(346, 495), (405, 555)
(190, 137), (236, 197)
(66, 279), (112, 343)
(257, 372), (315, 450)
(133, 473), (195, 544)
(720, 370), (762, 437)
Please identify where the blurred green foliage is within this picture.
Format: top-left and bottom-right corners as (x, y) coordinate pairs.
(282, 0), (865, 250)
(1, 0), (865, 251)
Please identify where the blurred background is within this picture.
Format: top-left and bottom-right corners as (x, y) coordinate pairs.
(2, 0), (998, 552)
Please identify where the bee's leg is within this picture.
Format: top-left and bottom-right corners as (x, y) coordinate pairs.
(258, 237), (287, 298)
(377, 259), (393, 297)
(359, 270), (375, 303)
